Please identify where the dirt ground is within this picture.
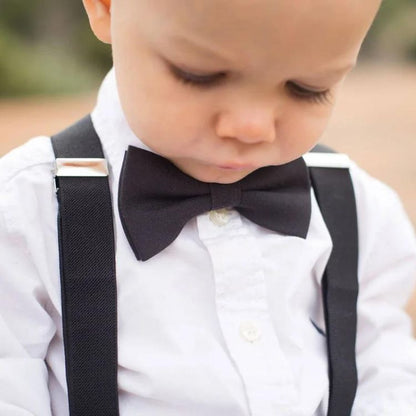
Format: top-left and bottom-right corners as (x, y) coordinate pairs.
(1, 64), (416, 332)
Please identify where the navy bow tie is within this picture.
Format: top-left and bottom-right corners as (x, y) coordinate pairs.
(118, 146), (311, 261)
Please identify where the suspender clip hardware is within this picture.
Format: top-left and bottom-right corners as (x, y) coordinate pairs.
(55, 158), (109, 177)
(303, 153), (351, 169)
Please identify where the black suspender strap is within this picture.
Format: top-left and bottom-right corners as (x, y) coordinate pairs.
(309, 144), (359, 416)
(51, 115), (120, 416)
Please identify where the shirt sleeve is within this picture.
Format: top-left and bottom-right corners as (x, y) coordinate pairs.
(0, 140), (57, 415)
(350, 164), (416, 415)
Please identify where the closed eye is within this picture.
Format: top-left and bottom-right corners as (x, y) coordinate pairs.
(286, 81), (331, 104)
(169, 64), (226, 88)
(168, 63), (332, 105)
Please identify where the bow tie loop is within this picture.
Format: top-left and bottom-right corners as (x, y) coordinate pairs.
(209, 183), (242, 211)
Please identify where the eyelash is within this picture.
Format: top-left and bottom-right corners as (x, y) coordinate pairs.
(170, 66), (226, 87)
(169, 65), (331, 104)
(286, 81), (331, 104)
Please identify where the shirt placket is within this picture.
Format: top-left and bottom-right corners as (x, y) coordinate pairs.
(197, 209), (299, 416)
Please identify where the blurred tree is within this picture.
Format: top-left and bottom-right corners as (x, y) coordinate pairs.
(360, 0), (416, 59)
(0, 0), (39, 38)
(0, 0), (112, 97)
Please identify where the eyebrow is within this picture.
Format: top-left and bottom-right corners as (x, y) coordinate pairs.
(317, 62), (357, 77)
(166, 33), (357, 80)
(167, 34), (235, 65)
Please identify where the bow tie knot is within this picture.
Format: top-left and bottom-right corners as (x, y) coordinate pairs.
(210, 182), (242, 210)
(119, 146), (311, 261)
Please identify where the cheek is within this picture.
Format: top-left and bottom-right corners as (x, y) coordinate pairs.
(114, 55), (210, 153)
(278, 103), (334, 156)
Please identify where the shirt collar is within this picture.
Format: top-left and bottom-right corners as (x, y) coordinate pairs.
(90, 67), (155, 176)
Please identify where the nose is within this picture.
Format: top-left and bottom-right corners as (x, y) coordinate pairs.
(215, 104), (277, 145)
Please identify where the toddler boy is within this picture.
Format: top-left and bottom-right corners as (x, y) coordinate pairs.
(1, 0), (416, 415)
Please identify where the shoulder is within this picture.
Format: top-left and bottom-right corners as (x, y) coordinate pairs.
(0, 135), (55, 185)
(348, 160), (413, 234)
(0, 136), (56, 234)
(0, 136), (62, 315)
(307, 149), (413, 240)
(347, 160), (416, 296)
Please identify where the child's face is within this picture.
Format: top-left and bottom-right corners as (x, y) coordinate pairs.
(86, 0), (381, 183)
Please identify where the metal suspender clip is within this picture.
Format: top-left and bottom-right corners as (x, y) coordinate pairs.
(55, 158), (108, 177)
(53, 158), (109, 194)
(303, 152), (351, 169)
(55, 158), (109, 177)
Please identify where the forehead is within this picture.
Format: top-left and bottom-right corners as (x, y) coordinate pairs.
(116, 0), (380, 71)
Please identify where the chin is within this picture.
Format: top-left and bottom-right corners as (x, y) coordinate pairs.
(193, 167), (255, 184)
(172, 159), (257, 184)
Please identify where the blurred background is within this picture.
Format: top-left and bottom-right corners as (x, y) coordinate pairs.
(0, 0), (416, 329)
(0, 0), (416, 97)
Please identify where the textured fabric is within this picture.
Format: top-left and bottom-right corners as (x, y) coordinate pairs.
(119, 145), (311, 261)
(1, 68), (416, 416)
(310, 167), (359, 415)
(51, 119), (119, 415)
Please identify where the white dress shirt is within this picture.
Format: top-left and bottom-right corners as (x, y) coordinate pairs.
(1, 68), (416, 416)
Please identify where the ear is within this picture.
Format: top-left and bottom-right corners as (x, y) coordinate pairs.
(82, 0), (112, 44)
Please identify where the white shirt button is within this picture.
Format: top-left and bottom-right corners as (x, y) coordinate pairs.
(239, 320), (262, 343)
(208, 209), (230, 226)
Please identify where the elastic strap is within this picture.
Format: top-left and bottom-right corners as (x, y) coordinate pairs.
(310, 144), (359, 416)
(51, 115), (119, 416)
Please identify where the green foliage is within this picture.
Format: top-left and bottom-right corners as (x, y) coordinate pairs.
(0, 28), (108, 97)
(361, 0), (416, 59)
(0, 0), (40, 38)
(0, 0), (112, 97)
